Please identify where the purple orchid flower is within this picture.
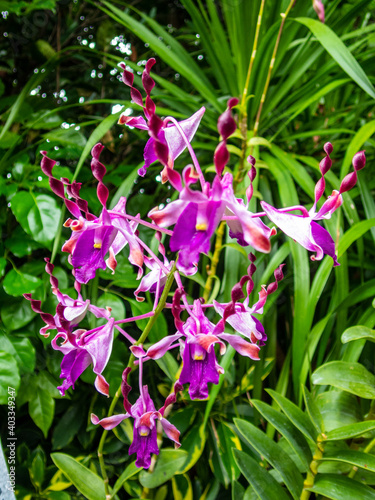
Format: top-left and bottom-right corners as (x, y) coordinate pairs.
(91, 368), (181, 469)
(41, 146), (144, 284)
(149, 164), (273, 275)
(52, 317), (115, 396)
(143, 289), (264, 400)
(118, 58), (205, 178)
(260, 145), (366, 266)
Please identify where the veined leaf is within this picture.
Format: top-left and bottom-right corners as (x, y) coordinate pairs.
(51, 453), (106, 500)
(342, 325), (375, 344)
(267, 389), (317, 443)
(293, 18), (375, 99)
(324, 420), (375, 441)
(251, 399), (312, 470)
(234, 418), (304, 500)
(306, 473), (375, 500)
(312, 361), (375, 399)
(318, 450), (375, 472)
(139, 449), (188, 488)
(233, 450), (291, 500)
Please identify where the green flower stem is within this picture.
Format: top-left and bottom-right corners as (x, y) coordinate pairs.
(252, 0), (296, 145)
(300, 435), (325, 500)
(97, 262), (177, 499)
(202, 221), (226, 302)
(235, 0), (265, 185)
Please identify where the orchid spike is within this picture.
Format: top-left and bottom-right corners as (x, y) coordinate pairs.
(261, 146), (366, 266)
(91, 369), (180, 468)
(214, 97), (238, 176)
(119, 58), (205, 178)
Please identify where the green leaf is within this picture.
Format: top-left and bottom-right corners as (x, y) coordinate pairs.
(177, 422), (206, 474)
(342, 326), (375, 344)
(97, 293), (125, 322)
(112, 461), (139, 496)
(324, 421), (375, 441)
(0, 352), (20, 404)
(30, 447), (46, 490)
(251, 400), (312, 470)
(293, 18), (375, 99)
(312, 361), (375, 399)
(139, 449), (188, 488)
(29, 385), (55, 437)
(318, 450), (375, 473)
(233, 450), (291, 500)
(302, 386), (324, 434)
(266, 389), (317, 443)
(0, 334), (35, 374)
(340, 120), (375, 178)
(3, 269), (42, 296)
(210, 422), (242, 486)
(316, 391), (361, 433)
(171, 473), (193, 500)
(11, 192), (61, 245)
(306, 473), (375, 500)
(52, 404), (85, 450)
(51, 453), (106, 500)
(234, 418), (304, 500)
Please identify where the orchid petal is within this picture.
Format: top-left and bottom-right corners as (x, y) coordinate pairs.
(218, 333), (260, 360)
(91, 413), (130, 430)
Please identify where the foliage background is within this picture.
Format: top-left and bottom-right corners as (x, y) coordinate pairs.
(0, 0), (375, 499)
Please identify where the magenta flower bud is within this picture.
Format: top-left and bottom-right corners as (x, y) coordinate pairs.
(214, 140), (229, 176)
(142, 58), (156, 95)
(339, 172), (357, 193)
(319, 155), (332, 176)
(324, 142), (333, 155)
(217, 108), (237, 140)
(352, 150), (366, 171)
(228, 97), (239, 109)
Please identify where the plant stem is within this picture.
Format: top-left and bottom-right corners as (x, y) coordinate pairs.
(97, 263), (177, 498)
(252, 0), (296, 146)
(300, 435), (325, 500)
(202, 221), (226, 302)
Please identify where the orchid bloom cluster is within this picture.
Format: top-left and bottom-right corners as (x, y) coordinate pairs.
(24, 58), (365, 469)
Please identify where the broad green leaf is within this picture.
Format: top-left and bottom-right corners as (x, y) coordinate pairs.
(251, 400), (312, 470)
(0, 352), (20, 404)
(342, 326), (375, 344)
(29, 386), (55, 438)
(316, 391), (361, 433)
(30, 447), (46, 490)
(233, 450), (290, 500)
(171, 473), (193, 500)
(234, 418), (304, 500)
(177, 422), (206, 475)
(312, 361), (375, 399)
(266, 390), (317, 444)
(324, 421), (375, 441)
(302, 386), (324, 434)
(51, 453), (106, 500)
(112, 461), (139, 496)
(306, 473), (375, 500)
(0, 335), (35, 374)
(97, 293), (125, 322)
(318, 450), (375, 472)
(139, 449), (188, 488)
(209, 422), (241, 486)
(294, 18), (375, 99)
(3, 269), (42, 296)
(52, 404), (85, 450)
(45, 128), (86, 148)
(11, 192), (61, 245)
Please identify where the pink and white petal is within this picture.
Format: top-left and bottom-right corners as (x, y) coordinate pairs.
(119, 114), (149, 130)
(95, 374), (110, 397)
(64, 301), (89, 323)
(91, 412), (130, 430)
(164, 107), (205, 160)
(130, 345), (147, 358)
(146, 333), (182, 360)
(218, 333), (260, 360)
(195, 333), (226, 355)
(148, 200), (188, 228)
(160, 417), (181, 447)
